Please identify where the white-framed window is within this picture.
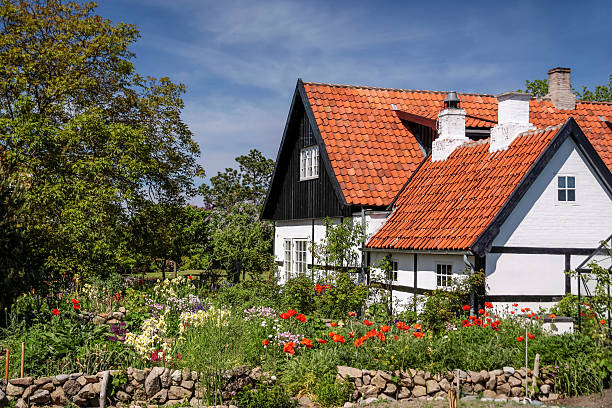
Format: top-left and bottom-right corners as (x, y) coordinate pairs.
(284, 239), (309, 278)
(300, 145), (319, 181)
(557, 175), (575, 202)
(388, 260), (398, 282)
(436, 264), (452, 288)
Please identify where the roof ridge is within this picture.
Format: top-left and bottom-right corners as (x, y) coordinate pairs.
(303, 81), (497, 97)
(517, 122), (565, 138)
(577, 99), (612, 106)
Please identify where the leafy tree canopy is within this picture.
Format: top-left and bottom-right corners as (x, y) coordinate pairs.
(521, 74), (612, 102)
(0, 0), (202, 278)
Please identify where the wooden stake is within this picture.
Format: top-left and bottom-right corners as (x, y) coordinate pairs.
(20, 342), (24, 378)
(4, 348), (9, 381)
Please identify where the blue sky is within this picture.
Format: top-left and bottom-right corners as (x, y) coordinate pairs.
(98, 0), (611, 191)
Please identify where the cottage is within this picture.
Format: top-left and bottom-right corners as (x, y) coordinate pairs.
(261, 68), (612, 311)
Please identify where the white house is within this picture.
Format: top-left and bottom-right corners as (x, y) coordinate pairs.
(261, 68), (612, 311)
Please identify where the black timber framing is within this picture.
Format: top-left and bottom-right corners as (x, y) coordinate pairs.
(489, 246), (600, 255)
(472, 118), (612, 256)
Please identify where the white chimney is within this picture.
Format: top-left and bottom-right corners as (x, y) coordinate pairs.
(432, 91), (468, 161)
(489, 92), (535, 152)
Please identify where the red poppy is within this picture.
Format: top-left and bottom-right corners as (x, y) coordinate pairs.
(188, 275), (193, 280)
(528, 333), (535, 340)
(414, 324), (422, 330)
(600, 319), (606, 325)
(534, 315), (540, 320)
(73, 304), (81, 310)
(296, 314), (306, 323)
(330, 322), (338, 327)
(349, 331), (355, 338)
(283, 342), (295, 354)
(525, 307), (530, 312)
(315, 284), (323, 293)
(376, 332), (386, 342)
(396, 322), (410, 330)
(363, 320), (373, 326)
(380, 325), (390, 333)
(478, 309), (485, 315)
(511, 311), (515, 315)
(72, 299), (79, 304)
(348, 311), (356, 317)
(469, 316), (476, 320)
(287, 309), (297, 317)
(549, 314), (556, 319)
(462, 320), (469, 327)
(512, 303), (518, 307)
(52, 308), (60, 315)
(280, 312), (290, 320)
(474, 318), (482, 326)
(462, 305), (470, 311)
(413, 332), (424, 339)
(486, 318), (492, 322)
(328, 332), (336, 337)
(367, 329), (378, 338)
(394, 335), (399, 341)
(332, 335), (345, 344)
(521, 308), (525, 313)
(317, 339), (327, 344)
(484, 302), (493, 308)
(516, 336), (524, 342)
(301, 338), (313, 349)
(354, 338), (365, 348)
(262, 339), (269, 346)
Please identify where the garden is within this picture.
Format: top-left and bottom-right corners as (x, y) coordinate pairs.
(1, 267), (610, 407)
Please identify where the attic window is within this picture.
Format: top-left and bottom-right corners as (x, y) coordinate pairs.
(300, 145), (319, 181)
(557, 176), (575, 202)
(304, 117), (315, 146)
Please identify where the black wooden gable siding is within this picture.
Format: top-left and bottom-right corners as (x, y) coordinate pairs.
(266, 103), (350, 221)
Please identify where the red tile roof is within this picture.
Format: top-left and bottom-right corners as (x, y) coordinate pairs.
(302, 82), (612, 207)
(366, 125), (564, 251)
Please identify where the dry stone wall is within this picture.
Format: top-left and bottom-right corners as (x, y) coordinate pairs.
(337, 365), (557, 402)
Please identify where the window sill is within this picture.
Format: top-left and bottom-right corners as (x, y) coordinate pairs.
(299, 176), (319, 181)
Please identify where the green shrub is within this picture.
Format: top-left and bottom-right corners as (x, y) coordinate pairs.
(281, 274), (317, 315)
(551, 358), (603, 396)
(234, 383), (296, 408)
(314, 380), (353, 407)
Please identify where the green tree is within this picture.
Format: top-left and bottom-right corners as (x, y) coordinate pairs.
(521, 75), (612, 102)
(0, 1), (202, 279)
(201, 149), (275, 281)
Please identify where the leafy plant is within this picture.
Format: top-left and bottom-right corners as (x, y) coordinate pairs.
(234, 383), (297, 408)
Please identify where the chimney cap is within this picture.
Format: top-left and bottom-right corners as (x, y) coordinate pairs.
(496, 91), (532, 102)
(444, 91), (460, 108)
(548, 67), (571, 75)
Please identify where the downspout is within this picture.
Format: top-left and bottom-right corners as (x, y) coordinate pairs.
(360, 208), (366, 284)
(463, 254), (476, 316)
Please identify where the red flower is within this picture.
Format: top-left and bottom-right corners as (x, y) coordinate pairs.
(73, 304), (81, 310)
(348, 311), (356, 317)
(512, 303), (518, 307)
(394, 335), (399, 341)
(510, 311), (515, 315)
(534, 315), (540, 320)
(262, 339), (269, 346)
(354, 338), (365, 348)
(396, 322), (410, 331)
(332, 335), (345, 344)
(469, 315), (476, 320)
(301, 338), (313, 349)
(525, 307), (530, 312)
(287, 309), (297, 317)
(349, 331), (355, 338)
(600, 319), (606, 325)
(363, 320), (373, 326)
(367, 329), (378, 338)
(52, 308), (60, 315)
(328, 332), (336, 337)
(474, 318), (482, 326)
(549, 314), (556, 319)
(280, 312), (290, 320)
(296, 314), (307, 323)
(528, 333), (535, 340)
(516, 336), (524, 342)
(283, 342), (295, 354)
(376, 332), (386, 342)
(72, 299), (79, 304)
(521, 308), (525, 313)
(413, 332), (424, 339)
(478, 309), (485, 315)
(462, 305), (470, 311)
(462, 320), (469, 327)
(484, 302), (493, 308)
(486, 318), (492, 322)
(188, 275), (193, 280)
(380, 325), (390, 333)
(330, 322), (338, 327)
(317, 339), (327, 344)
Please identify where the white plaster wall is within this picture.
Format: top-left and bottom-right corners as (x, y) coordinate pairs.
(492, 138), (612, 248)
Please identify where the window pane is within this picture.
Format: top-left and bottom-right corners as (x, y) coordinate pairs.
(567, 189), (575, 201)
(558, 190), (566, 201)
(567, 177), (575, 188)
(558, 176), (566, 188)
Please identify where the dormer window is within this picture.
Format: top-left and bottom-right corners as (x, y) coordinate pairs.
(300, 145), (319, 180)
(557, 176), (575, 202)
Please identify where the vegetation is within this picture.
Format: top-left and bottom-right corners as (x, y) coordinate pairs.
(522, 74), (612, 101)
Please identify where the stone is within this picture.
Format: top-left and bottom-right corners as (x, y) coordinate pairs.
(191, 371), (198, 381)
(361, 397), (378, 405)
(495, 397), (508, 402)
(462, 383), (473, 394)
(473, 383), (485, 393)
(160, 368), (172, 388)
(548, 393), (558, 400)
(63, 379), (81, 396)
(531, 400), (543, 406)
(485, 376), (496, 390)
(468, 370), (482, 383)
(182, 367), (192, 381)
(370, 374), (387, 390)
(145, 367), (164, 397)
(362, 374), (371, 385)
(517, 368), (526, 378)
(34, 376), (52, 386)
(30, 389), (51, 404)
(498, 382), (511, 396)
(482, 389), (496, 398)
(426, 379), (440, 394)
(540, 384), (551, 394)
(496, 374), (506, 385)
(76, 375), (88, 386)
(50, 387), (66, 405)
(132, 368), (146, 382)
(9, 377), (32, 387)
(439, 378), (451, 392)
(22, 385), (35, 400)
(0, 386), (4, 401)
(171, 370), (182, 383)
(413, 375), (426, 386)
(384, 382), (397, 394)
(92, 316), (106, 325)
(457, 370), (467, 379)
(338, 366), (362, 380)
(6, 383), (23, 397)
(503, 366), (515, 376)
(343, 403), (355, 408)
(115, 390), (131, 402)
(69, 372), (83, 380)
(181, 380), (194, 390)
(461, 395), (478, 401)
(400, 375), (413, 387)
(479, 370), (490, 381)
(490, 369), (503, 377)
(412, 385), (427, 397)
(112, 311), (124, 320)
(77, 383), (96, 400)
(84, 374), (98, 383)
(151, 389), (168, 404)
(55, 374), (69, 385)
(508, 376), (523, 387)
(359, 385), (377, 398)
(298, 395), (313, 406)
(168, 385), (192, 400)
(15, 399), (27, 408)
(398, 386), (411, 399)
(107, 319), (121, 325)
(379, 393), (396, 401)
(119, 306), (127, 313)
